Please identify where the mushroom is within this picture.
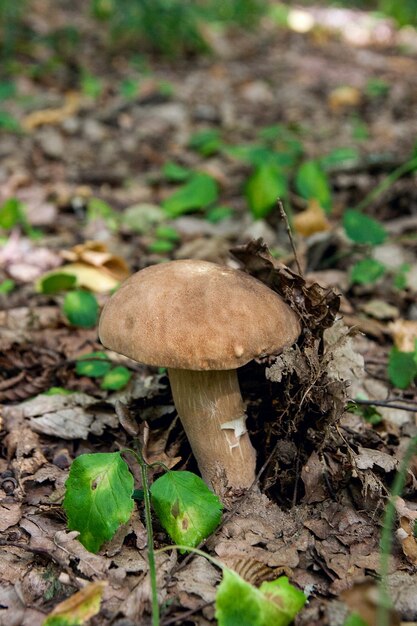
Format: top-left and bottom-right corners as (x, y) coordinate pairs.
(99, 259), (300, 497)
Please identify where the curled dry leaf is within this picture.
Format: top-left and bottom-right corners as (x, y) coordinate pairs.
(45, 581), (107, 625)
(39, 240), (130, 293)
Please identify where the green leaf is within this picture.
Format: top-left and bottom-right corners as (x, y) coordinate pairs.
(100, 366), (132, 390)
(388, 346), (417, 390)
(0, 111), (21, 132)
(154, 225), (180, 241)
(295, 160), (332, 213)
(393, 263), (410, 290)
(320, 147), (360, 170)
(0, 279), (15, 294)
(245, 164), (287, 219)
(87, 197), (119, 231)
(38, 272), (77, 295)
(215, 571), (306, 626)
(343, 612), (369, 626)
(162, 174), (218, 217)
(162, 161), (192, 182)
(350, 258), (386, 285)
(189, 129), (222, 156)
(75, 351), (112, 378)
(343, 209), (387, 245)
(43, 387), (74, 396)
(205, 205), (233, 223)
(62, 290), (99, 328)
(150, 470), (222, 548)
(63, 452), (134, 553)
(0, 197), (25, 230)
(148, 239), (176, 254)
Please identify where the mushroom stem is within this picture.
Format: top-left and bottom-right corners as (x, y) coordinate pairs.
(167, 368), (256, 496)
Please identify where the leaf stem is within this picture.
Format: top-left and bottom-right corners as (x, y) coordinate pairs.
(128, 446), (160, 626)
(377, 435), (417, 626)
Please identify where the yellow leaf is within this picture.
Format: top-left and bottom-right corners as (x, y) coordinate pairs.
(59, 263), (122, 292)
(22, 92), (81, 131)
(43, 581), (106, 625)
(293, 199), (331, 237)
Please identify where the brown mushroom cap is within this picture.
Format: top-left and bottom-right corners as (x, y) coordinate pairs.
(99, 259), (300, 370)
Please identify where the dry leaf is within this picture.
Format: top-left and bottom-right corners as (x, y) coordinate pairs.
(389, 319), (417, 352)
(293, 200), (331, 237)
(45, 580), (107, 624)
(21, 91), (81, 131)
(328, 86), (362, 111)
(62, 241), (129, 281)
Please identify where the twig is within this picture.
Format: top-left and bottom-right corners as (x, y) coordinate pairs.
(277, 198), (303, 276)
(351, 398), (417, 413)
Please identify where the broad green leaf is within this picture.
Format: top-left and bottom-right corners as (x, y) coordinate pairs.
(162, 161), (192, 182)
(150, 470), (222, 548)
(37, 272), (77, 294)
(388, 346), (417, 390)
(189, 129), (222, 156)
(75, 351), (112, 378)
(343, 209), (387, 245)
(295, 160), (332, 213)
(163, 174), (218, 217)
(63, 290), (99, 328)
(43, 581), (106, 626)
(245, 164), (287, 219)
(350, 258), (386, 285)
(215, 571), (306, 626)
(100, 366), (132, 390)
(63, 452), (134, 553)
(393, 264), (410, 290)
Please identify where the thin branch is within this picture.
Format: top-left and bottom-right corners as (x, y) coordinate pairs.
(351, 398), (417, 413)
(277, 198), (303, 276)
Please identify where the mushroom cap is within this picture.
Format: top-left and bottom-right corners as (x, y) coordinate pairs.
(99, 259), (301, 370)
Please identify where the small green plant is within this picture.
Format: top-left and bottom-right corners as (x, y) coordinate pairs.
(63, 449), (223, 624)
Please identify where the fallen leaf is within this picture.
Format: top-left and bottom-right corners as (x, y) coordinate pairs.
(21, 92), (81, 131)
(354, 447), (398, 473)
(293, 200), (331, 237)
(389, 319), (417, 352)
(44, 580), (107, 625)
(328, 86), (362, 112)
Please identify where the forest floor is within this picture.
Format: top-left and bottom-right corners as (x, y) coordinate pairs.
(1, 3), (417, 625)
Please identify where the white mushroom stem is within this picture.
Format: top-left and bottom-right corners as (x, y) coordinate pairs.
(167, 368), (256, 496)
